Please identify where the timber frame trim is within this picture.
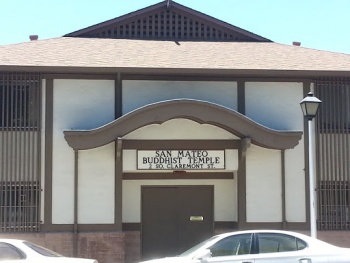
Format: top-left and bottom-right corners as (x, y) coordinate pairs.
(64, 99), (302, 150)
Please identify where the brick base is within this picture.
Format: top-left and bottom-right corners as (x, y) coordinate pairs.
(125, 231), (141, 263)
(2, 230), (350, 263)
(0, 232), (125, 263)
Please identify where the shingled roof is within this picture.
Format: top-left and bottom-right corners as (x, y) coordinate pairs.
(1, 1), (349, 77)
(0, 37), (350, 77)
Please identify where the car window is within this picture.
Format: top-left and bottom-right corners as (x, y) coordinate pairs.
(23, 241), (62, 257)
(296, 238), (307, 250)
(0, 242), (25, 260)
(179, 236), (218, 257)
(257, 233), (307, 254)
(209, 234), (253, 257)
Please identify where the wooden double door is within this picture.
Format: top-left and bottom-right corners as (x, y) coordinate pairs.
(141, 186), (214, 260)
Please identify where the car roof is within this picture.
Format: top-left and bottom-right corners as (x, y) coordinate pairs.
(215, 229), (314, 240)
(0, 239), (25, 242)
(0, 239), (26, 244)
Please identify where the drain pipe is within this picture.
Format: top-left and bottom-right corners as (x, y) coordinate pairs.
(281, 150), (287, 229)
(73, 150), (79, 257)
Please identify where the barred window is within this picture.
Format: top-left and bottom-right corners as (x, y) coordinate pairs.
(0, 182), (40, 231)
(0, 72), (41, 232)
(0, 74), (40, 128)
(318, 181), (349, 230)
(316, 78), (350, 132)
(316, 77), (350, 230)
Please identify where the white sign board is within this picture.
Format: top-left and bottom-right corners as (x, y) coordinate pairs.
(137, 150), (225, 170)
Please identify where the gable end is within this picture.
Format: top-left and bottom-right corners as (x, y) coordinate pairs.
(65, 1), (271, 42)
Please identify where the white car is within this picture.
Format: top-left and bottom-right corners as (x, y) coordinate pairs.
(0, 239), (98, 263)
(141, 230), (350, 263)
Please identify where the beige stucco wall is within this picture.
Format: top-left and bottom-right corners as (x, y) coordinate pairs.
(245, 82), (305, 222)
(48, 79), (306, 225)
(285, 142), (306, 222)
(245, 82), (304, 130)
(122, 80), (238, 114)
(78, 143), (115, 224)
(246, 145), (282, 222)
(51, 79), (115, 224)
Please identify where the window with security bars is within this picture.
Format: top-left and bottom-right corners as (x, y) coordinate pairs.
(0, 72), (41, 232)
(315, 77), (350, 230)
(0, 75), (40, 128)
(317, 181), (349, 230)
(0, 182), (40, 231)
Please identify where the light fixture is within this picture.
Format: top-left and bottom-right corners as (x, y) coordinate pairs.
(300, 92), (321, 120)
(300, 91), (321, 238)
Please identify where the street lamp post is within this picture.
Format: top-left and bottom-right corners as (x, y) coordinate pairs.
(300, 92), (322, 238)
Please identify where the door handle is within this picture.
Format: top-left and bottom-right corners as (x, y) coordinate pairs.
(299, 258), (311, 263)
(190, 216), (204, 221)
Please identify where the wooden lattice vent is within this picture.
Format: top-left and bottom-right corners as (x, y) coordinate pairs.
(80, 9), (254, 42)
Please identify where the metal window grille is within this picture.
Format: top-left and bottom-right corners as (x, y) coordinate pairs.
(315, 77), (350, 230)
(0, 72), (41, 232)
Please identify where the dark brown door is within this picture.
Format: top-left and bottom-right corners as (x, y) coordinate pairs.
(141, 186), (214, 260)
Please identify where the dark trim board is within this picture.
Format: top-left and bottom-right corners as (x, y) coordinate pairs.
(239, 222), (309, 231)
(123, 139), (241, 150)
(3, 66), (349, 77)
(123, 172), (234, 180)
(42, 72), (313, 83)
(123, 222), (239, 232)
(40, 224), (120, 232)
(44, 78), (54, 226)
(122, 75), (313, 83)
(40, 221), (308, 232)
(43, 74), (118, 79)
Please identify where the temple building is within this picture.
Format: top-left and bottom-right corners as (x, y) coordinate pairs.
(1, 1), (350, 263)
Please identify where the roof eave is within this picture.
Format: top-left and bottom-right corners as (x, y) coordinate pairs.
(0, 65), (349, 78)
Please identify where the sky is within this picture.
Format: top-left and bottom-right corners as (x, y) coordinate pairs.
(0, 0), (350, 54)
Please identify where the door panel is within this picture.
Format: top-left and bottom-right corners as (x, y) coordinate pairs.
(178, 187), (213, 252)
(142, 187), (178, 260)
(142, 186), (214, 260)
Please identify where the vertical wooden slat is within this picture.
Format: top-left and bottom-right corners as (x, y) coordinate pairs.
(316, 77), (350, 230)
(36, 73), (41, 230)
(24, 72), (30, 230)
(151, 14), (156, 39)
(0, 73), (5, 229)
(19, 73), (25, 229)
(181, 15), (185, 39)
(0, 71), (41, 232)
(338, 80), (344, 228)
(9, 73), (15, 231)
(3, 73), (9, 229)
(346, 79), (350, 229)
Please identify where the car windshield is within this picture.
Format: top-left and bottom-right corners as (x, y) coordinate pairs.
(179, 236), (219, 257)
(23, 241), (63, 257)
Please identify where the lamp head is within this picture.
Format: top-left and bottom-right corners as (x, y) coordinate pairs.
(300, 92), (322, 120)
